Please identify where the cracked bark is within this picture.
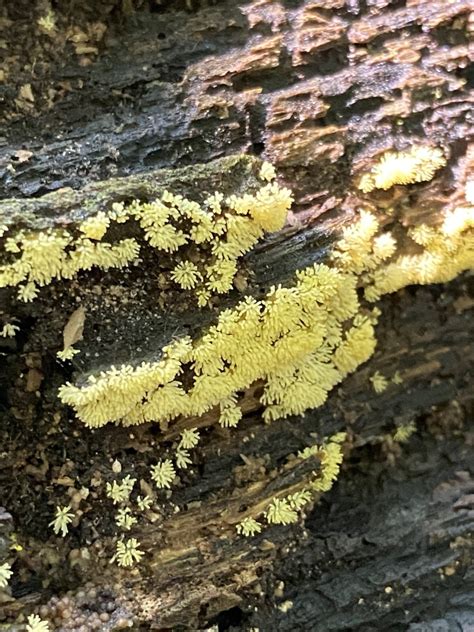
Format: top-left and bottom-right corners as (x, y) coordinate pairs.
(0, 1), (473, 630)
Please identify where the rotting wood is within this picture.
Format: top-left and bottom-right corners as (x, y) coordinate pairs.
(0, 0), (473, 630)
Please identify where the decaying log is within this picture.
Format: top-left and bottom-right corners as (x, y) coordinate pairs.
(0, 0), (473, 630)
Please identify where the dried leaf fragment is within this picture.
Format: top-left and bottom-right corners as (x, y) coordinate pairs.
(63, 306), (86, 349)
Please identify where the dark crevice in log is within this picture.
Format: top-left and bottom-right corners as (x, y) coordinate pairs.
(1, 0), (473, 629)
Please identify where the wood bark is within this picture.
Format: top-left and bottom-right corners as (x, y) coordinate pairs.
(0, 1), (473, 630)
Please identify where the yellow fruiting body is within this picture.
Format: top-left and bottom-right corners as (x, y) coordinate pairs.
(259, 161), (277, 182)
(105, 475), (136, 504)
(236, 517), (262, 537)
(175, 447), (192, 469)
(370, 371), (388, 393)
(179, 428), (200, 450)
(219, 395), (243, 428)
(359, 146), (446, 193)
(136, 495), (152, 511)
(0, 228), (139, 303)
(59, 262), (378, 429)
(301, 432), (346, 493)
(26, 614), (50, 632)
(0, 323), (19, 337)
(79, 211), (110, 240)
(265, 498), (298, 525)
(287, 490), (312, 510)
(115, 508), (138, 531)
(364, 206), (474, 301)
(234, 435), (346, 533)
(393, 422), (416, 443)
(150, 460), (176, 488)
(0, 177), (292, 303)
(171, 261), (201, 290)
(114, 538), (144, 567)
(0, 562), (12, 589)
(58, 199), (473, 433)
(57, 346), (80, 361)
(392, 371), (403, 385)
(49, 506), (74, 537)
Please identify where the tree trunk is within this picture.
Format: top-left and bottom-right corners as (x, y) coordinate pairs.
(1, 1), (473, 631)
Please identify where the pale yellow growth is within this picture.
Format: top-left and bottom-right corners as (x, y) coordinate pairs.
(393, 421), (416, 443)
(109, 202), (130, 223)
(261, 435), (346, 528)
(26, 614), (50, 632)
(236, 517), (262, 537)
(0, 174), (292, 303)
(59, 203), (473, 434)
(196, 288), (211, 308)
(17, 283), (39, 302)
(115, 508), (137, 531)
(0, 562), (12, 589)
(179, 428), (200, 450)
(359, 146), (446, 192)
(265, 498), (298, 525)
(333, 314), (377, 376)
(38, 10), (56, 33)
(80, 212), (110, 240)
(57, 346), (80, 361)
(175, 447), (192, 469)
(259, 161), (277, 182)
(106, 475), (136, 504)
(137, 495), (152, 511)
(59, 263), (376, 429)
(205, 259), (238, 294)
(171, 261), (201, 290)
(332, 210), (392, 274)
(370, 371), (388, 393)
(0, 323), (19, 337)
(364, 206), (474, 301)
(219, 395), (242, 428)
(49, 505), (74, 537)
(151, 460), (175, 488)
(287, 490), (312, 510)
(114, 538), (144, 567)
(392, 371), (403, 385)
(0, 228), (139, 302)
(307, 433), (345, 493)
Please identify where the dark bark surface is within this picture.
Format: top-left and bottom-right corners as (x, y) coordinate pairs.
(0, 1), (473, 630)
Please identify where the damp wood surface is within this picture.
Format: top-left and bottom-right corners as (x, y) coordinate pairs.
(0, 0), (473, 631)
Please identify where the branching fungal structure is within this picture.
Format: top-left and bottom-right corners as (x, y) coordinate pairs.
(358, 145), (446, 193)
(393, 422), (417, 443)
(49, 506), (74, 537)
(0, 323), (19, 337)
(364, 206), (474, 300)
(236, 433), (346, 535)
(0, 163), (292, 304)
(59, 262), (378, 428)
(105, 475), (136, 504)
(2, 152), (474, 599)
(116, 508), (138, 531)
(58, 198), (474, 434)
(26, 614), (51, 632)
(0, 561), (12, 588)
(370, 371), (388, 393)
(114, 538), (144, 568)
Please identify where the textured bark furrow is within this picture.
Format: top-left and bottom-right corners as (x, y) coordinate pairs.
(246, 433), (474, 631)
(1, 1), (473, 630)
(1, 0), (471, 208)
